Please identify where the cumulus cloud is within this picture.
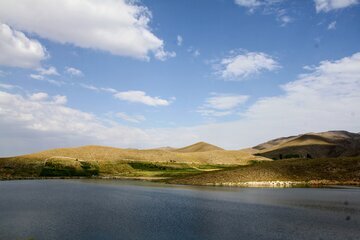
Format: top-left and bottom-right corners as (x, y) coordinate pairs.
(65, 67), (83, 77)
(0, 23), (47, 68)
(53, 95), (67, 105)
(314, 0), (359, 12)
(114, 91), (172, 106)
(29, 92), (48, 101)
(116, 112), (146, 123)
(0, 0), (174, 61)
(215, 51), (280, 80)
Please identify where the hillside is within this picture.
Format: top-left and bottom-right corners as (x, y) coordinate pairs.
(172, 142), (224, 153)
(168, 157), (360, 186)
(251, 131), (360, 159)
(0, 144), (269, 180)
(19, 144), (264, 164)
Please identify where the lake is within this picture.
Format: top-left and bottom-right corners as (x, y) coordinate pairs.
(0, 180), (359, 240)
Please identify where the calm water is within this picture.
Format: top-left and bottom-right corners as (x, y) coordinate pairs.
(0, 180), (359, 240)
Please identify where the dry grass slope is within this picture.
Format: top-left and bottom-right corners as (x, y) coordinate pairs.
(252, 131), (360, 159)
(173, 142), (224, 153)
(168, 157), (360, 185)
(18, 144), (265, 165)
(0, 144), (269, 179)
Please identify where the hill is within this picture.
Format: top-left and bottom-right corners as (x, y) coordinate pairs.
(0, 144), (269, 180)
(168, 157), (360, 186)
(251, 131), (360, 159)
(172, 142), (224, 153)
(19, 144), (263, 164)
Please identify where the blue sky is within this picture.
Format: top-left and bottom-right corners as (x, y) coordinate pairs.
(0, 0), (360, 155)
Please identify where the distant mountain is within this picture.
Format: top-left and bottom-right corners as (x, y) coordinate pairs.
(252, 131), (360, 159)
(173, 142), (224, 153)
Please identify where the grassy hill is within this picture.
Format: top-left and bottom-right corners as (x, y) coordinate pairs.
(251, 131), (360, 159)
(173, 142), (224, 153)
(168, 157), (360, 186)
(0, 144), (268, 180)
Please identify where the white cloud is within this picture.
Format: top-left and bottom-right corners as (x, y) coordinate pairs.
(154, 50), (176, 61)
(114, 91), (172, 106)
(198, 93), (249, 117)
(80, 84), (99, 92)
(215, 51), (280, 80)
(29, 73), (64, 86)
(0, 83), (18, 90)
(0, 23), (47, 68)
(53, 95), (67, 105)
(30, 74), (44, 80)
(279, 15), (292, 26)
(79, 84), (171, 106)
(0, 0), (174, 61)
(235, 0), (263, 8)
(204, 94), (249, 110)
(29, 92), (48, 101)
(328, 21), (337, 30)
(37, 66), (59, 76)
(235, 0), (284, 10)
(65, 67), (83, 77)
(101, 87), (118, 94)
(315, 0), (358, 12)
(177, 35), (183, 46)
(116, 112), (146, 123)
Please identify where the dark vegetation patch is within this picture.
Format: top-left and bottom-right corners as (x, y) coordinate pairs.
(129, 162), (178, 171)
(40, 161), (99, 177)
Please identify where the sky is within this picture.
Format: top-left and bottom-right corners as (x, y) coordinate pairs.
(0, 0), (360, 156)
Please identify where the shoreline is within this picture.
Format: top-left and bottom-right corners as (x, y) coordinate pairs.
(1, 177), (359, 188)
(188, 180), (360, 187)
